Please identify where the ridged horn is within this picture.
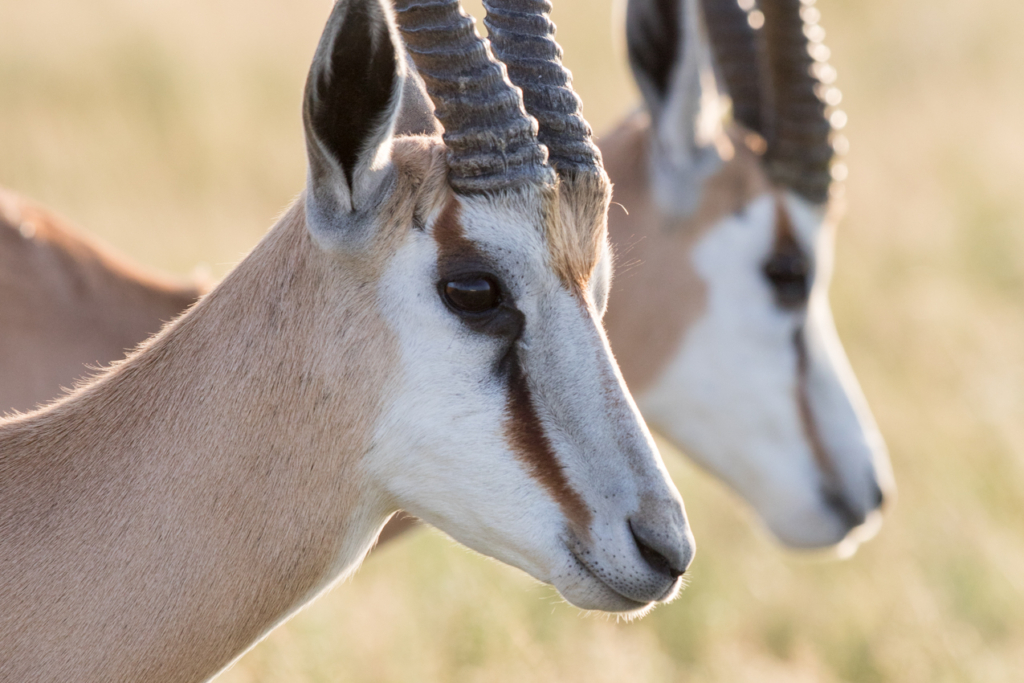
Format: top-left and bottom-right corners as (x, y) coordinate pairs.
(393, 0), (553, 194)
(701, 0), (766, 137)
(481, 0), (603, 178)
(759, 0), (837, 203)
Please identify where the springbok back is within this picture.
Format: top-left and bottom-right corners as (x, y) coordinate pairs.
(0, 1), (691, 680)
(0, 187), (203, 414)
(602, 0), (895, 550)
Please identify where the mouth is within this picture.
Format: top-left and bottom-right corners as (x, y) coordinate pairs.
(834, 508), (884, 558)
(562, 543), (650, 612)
(561, 537), (682, 612)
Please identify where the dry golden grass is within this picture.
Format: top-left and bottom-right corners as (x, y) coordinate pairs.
(2, 0), (1024, 680)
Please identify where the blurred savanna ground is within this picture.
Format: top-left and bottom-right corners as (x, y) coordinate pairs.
(3, 0), (1024, 680)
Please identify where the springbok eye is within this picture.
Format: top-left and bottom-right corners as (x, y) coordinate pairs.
(442, 277), (501, 314)
(763, 251), (810, 308)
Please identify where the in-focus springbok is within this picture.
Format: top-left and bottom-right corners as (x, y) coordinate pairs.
(0, 0), (893, 556)
(0, 0), (694, 679)
(0, 187), (205, 415)
(601, 0), (895, 550)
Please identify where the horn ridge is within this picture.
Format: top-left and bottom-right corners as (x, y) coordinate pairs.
(393, 0), (553, 194)
(482, 0), (603, 177)
(759, 0), (836, 204)
(701, 0), (766, 137)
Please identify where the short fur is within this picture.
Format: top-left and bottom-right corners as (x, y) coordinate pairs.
(0, 1), (694, 678)
(605, 0), (894, 550)
(0, 194), (403, 681)
(547, 172), (613, 294)
(602, 112), (769, 392)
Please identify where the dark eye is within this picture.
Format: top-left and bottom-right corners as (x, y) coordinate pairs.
(763, 251), (810, 308)
(441, 277), (501, 314)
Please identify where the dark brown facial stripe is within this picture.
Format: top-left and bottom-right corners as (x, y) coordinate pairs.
(793, 327), (860, 526)
(434, 193), (592, 530)
(763, 200), (811, 308)
(433, 194), (477, 262)
(504, 353), (593, 532)
(793, 327), (833, 482)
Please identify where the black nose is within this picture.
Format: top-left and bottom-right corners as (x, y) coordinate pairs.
(822, 488), (867, 529)
(870, 481), (888, 512)
(630, 520), (689, 579)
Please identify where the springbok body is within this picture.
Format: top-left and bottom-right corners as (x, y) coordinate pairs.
(602, 0), (894, 550)
(0, 1), (692, 680)
(0, 187), (204, 414)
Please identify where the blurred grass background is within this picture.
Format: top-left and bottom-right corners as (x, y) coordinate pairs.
(2, 0), (1024, 680)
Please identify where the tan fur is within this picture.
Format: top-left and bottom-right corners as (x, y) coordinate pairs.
(0, 107), (763, 568)
(546, 171), (612, 294)
(0, 187), (205, 414)
(601, 111), (770, 393)
(0, 139), (446, 683)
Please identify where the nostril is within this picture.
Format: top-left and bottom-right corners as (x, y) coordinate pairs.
(822, 488), (867, 529)
(871, 482), (886, 511)
(629, 521), (687, 579)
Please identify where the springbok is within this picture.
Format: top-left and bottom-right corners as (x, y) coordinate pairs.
(0, 0), (694, 679)
(601, 0), (895, 550)
(0, 187), (204, 415)
(0, 0), (892, 555)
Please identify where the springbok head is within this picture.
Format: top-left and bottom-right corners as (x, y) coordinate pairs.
(304, 0), (692, 611)
(604, 0), (894, 551)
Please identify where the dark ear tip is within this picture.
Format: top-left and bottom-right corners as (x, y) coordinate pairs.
(625, 0), (681, 108)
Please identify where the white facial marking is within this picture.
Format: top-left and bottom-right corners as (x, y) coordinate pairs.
(638, 192), (891, 549)
(365, 191), (692, 612)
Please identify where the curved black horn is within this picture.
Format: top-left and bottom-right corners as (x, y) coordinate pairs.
(701, 0), (766, 138)
(759, 0), (837, 203)
(481, 0), (603, 178)
(393, 0), (552, 193)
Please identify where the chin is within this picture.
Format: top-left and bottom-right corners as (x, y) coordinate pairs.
(558, 581), (655, 615)
(552, 559), (684, 617)
(832, 509), (884, 558)
(767, 505), (884, 554)
(765, 509), (854, 550)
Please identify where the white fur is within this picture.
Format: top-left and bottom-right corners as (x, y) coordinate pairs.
(590, 239), (614, 319)
(622, 0), (893, 551)
(638, 192), (891, 548)
(366, 191), (693, 611)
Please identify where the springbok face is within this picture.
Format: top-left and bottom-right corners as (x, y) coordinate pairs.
(605, 0), (894, 551)
(306, 0), (692, 612)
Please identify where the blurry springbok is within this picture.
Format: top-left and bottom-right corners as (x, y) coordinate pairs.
(602, 0), (895, 550)
(0, 187), (204, 414)
(0, 0), (693, 679)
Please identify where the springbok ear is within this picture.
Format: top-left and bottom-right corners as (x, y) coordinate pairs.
(303, 0), (405, 236)
(626, 0), (681, 115)
(627, 0), (724, 216)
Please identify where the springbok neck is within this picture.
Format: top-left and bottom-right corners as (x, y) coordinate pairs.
(0, 1), (691, 680)
(603, 0), (894, 552)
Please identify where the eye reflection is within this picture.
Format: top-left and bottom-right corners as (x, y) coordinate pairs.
(443, 277), (501, 314)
